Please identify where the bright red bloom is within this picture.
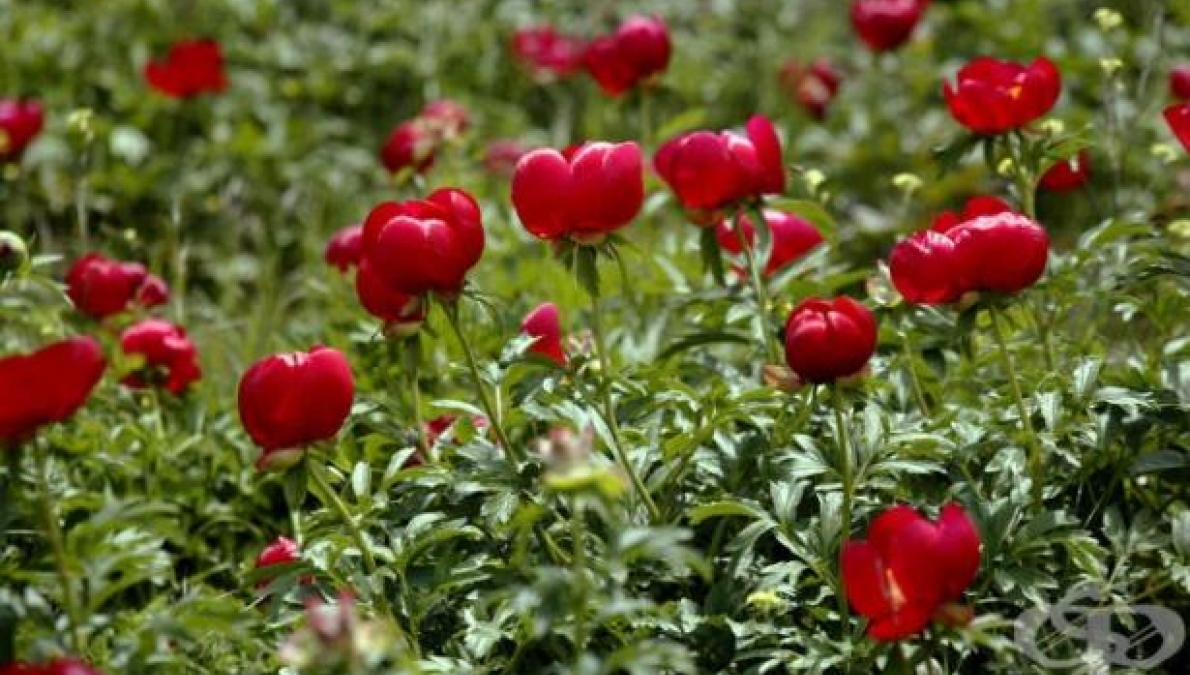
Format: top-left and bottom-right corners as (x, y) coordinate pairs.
(254, 536), (306, 588)
(716, 210), (824, 277)
(511, 141), (644, 243)
(1165, 103), (1190, 152)
(354, 260), (426, 336)
(238, 347), (354, 470)
(360, 188), (485, 298)
(521, 302), (567, 366)
(892, 199), (1047, 303)
(585, 15), (671, 96)
(119, 320), (201, 395)
(783, 297), (877, 384)
(0, 660), (103, 675)
(0, 337), (106, 447)
(1170, 65), (1190, 101)
(842, 503), (980, 641)
(943, 57), (1061, 135)
(1039, 150), (1091, 192)
(949, 212), (1049, 293)
(324, 225), (363, 274)
(65, 253), (170, 319)
(380, 121), (435, 175)
(144, 39), (228, 98)
(483, 139), (529, 177)
(512, 26), (588, 79)
(654, 115), (786, 217)
(0, 99), (45, 162)
(778, 59), (843, 120)
(850, 0), (928, 52)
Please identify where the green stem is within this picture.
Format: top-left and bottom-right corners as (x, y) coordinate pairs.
(442, 302), (523, 464)
(831, 388), (853, 635)
(588, 292), (662, 524)
(404, 337), (429, 457)
(638, 87), (652, 148)
(901, 334), (932, 417)
(988, 306), (1044, 508)
(33, 452), (85, 654)
(570, 501), (589, 659)
(734, 208), (782, 363)
(308, 464), (395, 621)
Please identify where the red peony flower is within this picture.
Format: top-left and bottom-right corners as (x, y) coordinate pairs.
(0, 337), (107, 447)
(354, 260), (426, 337)
(892, 199), (1047, 303)
(1170, 65), (1190, 101)
(144, 39), (228, 99)
(842, 503), (981, 641)
(324, 225), (363, 274)
(65, 253), (170, 320)
(778, 59), (843, 120)
(380, 100), (470, 175)
(716, 210), (824, 277)
(511, 141), (644, 244)
(238, 347), (354, 471)
(512, 26), (588, 79)
(119, 319), (201, 394)
(585, 15), (671, 96)
(521, 302), (567, 366)
(0, 660), (104, 675)
(424, 414), (489, 447)
(850, 0), (929, 53)
(0, 99), (45, 162)
(654, 115), (786, 219)
(943, 57), (1061, 135)
(1165, 103), (1190, 152)
(360, 188), (485, 298)
(1039, 150), (1091, 192)
(783, 297), (877, 384)
(254, 536), (309, 588)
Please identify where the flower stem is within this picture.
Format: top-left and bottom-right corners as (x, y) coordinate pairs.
(737, 207), (781, 363)
(403, 337), (429, 457)
(33, 452), (85, 654)
(570, 500), (589, 658)
(901, 334), (932, 417)
(442, 301), (522, 465)
(988, 305), (1044, 507)
(588, 292), (662, 524)
(830, 388), (853, 633)
(308, 463), (395, 620)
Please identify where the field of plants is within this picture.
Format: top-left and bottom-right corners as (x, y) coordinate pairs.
(3, 0), (1190, 673)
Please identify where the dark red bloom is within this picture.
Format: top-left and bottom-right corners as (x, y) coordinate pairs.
(1166, 103), (1190, 152)
(521, 302), (567, 366)
(360, 188), (485, 298)
(254, 536), (306, 588)
(144, 39), (228, 98)
(380, 100), (469, 175)
(119, 320), (201, 395)
(841, 503), (980, 641)
(324, 225), (363, 274)
(483, 139), (529, 177)
(238, 347), (354, 471)
(783, 297), (877, 384)
(778, 59), (843, 120)
(0, 99), (45, 162)
(850, 0), (928, 52)
(892, 199), (1047, 303)
(511, 141), (644, 243)
(716, 210), (824, 277)
(1170, 65), (1190, 101)
(654, 115), (786, 218)
(354, 260), (426, 336)
(65, 253), (170, 319)
(584, 16), (671, 96)
(943, 57), (1061, 135)
(1039, 150), (1091, 192)
(0, 337), (107, 447)
(0, 660), (103, 675)
(512, 26), (588, 79)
